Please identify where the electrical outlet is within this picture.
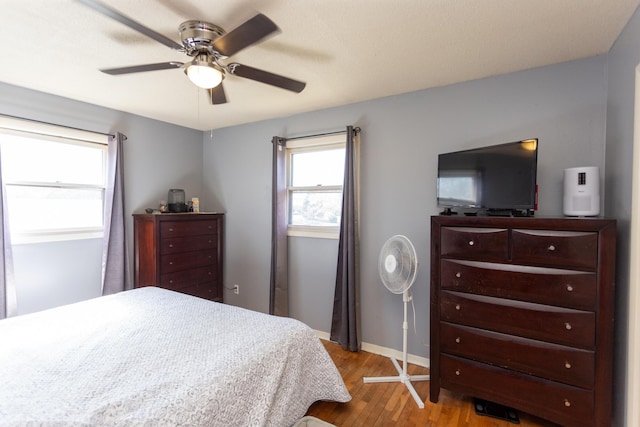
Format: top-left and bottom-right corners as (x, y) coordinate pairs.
(233, 284), (239, 295)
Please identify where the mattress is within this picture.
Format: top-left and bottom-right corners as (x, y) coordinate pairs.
(0, 287), (350, 426)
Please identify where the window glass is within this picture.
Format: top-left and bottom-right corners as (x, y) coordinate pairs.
(287, 139), (346, 238)
(2, 135), (104, 185)
(291, 148), (345, 187)
(5, 186), (104, 232)
(290, 190), (342, 226)
(0, 132), (107, 242)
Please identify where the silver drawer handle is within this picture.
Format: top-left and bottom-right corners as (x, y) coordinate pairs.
(565, 362), (572, 369)
(455, 369), (461, 376)
(169, 244), (173, 248)
(169, 228), (174, 232)
(169, 280), (173, 284)
(455, 304), (461, 311)
(564, 399), (571, 408)
(548, 244), (556, 251)
(455, 337), (461, 344)
(208, 240), (212, 244)
(455, 272), (461, 278)
(565, 322), (572, 330)
(468, 240), (474, 246)
(169, 261), (173, 265)
(566, 284), (574, 292)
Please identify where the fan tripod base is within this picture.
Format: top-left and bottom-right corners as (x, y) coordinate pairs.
(363, 357), (430, 409)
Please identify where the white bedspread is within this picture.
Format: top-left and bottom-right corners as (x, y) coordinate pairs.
(0, 287), (350, 426)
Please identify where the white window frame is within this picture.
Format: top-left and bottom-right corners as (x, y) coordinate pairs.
(286, 133), (346, 239)
(0, 116), (109, 244)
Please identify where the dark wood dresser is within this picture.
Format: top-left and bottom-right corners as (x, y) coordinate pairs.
(133, 213), (224, 302)
(430, 216), (616, 427)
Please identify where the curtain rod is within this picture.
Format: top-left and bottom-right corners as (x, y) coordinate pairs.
(0, 113), (119, 139)
(284, 126), (361, 141)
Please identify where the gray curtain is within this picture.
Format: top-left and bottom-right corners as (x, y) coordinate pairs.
(102, 132), (130, 295)
(0, 146), (16, 319)
(330, 126), (361, 351)
(270, 136), (288, 316)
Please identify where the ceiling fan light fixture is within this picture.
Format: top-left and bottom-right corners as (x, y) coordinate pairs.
(185, 54), (224, 89)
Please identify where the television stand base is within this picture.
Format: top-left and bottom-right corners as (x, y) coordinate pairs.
(440, 208), (457, 216)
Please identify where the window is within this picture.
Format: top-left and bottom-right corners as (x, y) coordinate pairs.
(287, 134), (346, 238)
(0, 118), (108, 243)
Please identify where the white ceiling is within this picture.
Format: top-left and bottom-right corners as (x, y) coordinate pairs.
(1, 0), (639, 131)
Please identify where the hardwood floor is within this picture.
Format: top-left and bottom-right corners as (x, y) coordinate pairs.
(306, 340), (559, 427)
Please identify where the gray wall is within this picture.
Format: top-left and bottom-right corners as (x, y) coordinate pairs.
(12, 239), (103, 314)
(605, 5), (640, 426)
(0, 82), (204, 312)
(203, 55), (608, 363)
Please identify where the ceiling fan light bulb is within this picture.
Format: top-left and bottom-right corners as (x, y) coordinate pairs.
(186, 63), (223, 89)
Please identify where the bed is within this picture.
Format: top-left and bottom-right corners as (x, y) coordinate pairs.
(0, 287), (350, 426)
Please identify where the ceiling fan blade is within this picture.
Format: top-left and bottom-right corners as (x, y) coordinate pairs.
(101, 62), (183, 75)
(77, 0), (184, 51)
(228, 63), (306, 93)
(212, 14), (279, 57)
(208, 84), (228, 105)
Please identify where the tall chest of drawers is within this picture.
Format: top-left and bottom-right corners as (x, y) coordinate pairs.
(430, 216), (616, 427)
(133, 213), (224, 302)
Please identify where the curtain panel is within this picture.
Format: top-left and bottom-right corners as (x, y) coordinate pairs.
(270, 126), (361, 345)
(270, 136), (288, 316)
(330, 126), (361, 351)
(102, 132), (130, 295)
(0, 146), (16, 319)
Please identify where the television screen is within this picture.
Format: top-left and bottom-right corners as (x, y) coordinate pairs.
(437, 139), (538, 214)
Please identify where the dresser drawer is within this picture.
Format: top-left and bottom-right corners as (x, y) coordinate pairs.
(441, 227), (509, 261)
(440, 291), (595, 348)
(160, 219), (218, 238)
(441, 259), (597, 310)
(440, 354), (594, 426)
(159, 265), (218, 289)
(440, 322), (594, 388)
(511, 229), (598, 270)
(160, 250), (217, 274)
(160, 234), (219, 255)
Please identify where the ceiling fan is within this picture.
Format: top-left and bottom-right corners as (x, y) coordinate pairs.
(78, 0), (306, 105)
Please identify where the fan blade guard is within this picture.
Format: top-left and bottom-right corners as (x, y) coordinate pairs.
(378, 235), (418, 294)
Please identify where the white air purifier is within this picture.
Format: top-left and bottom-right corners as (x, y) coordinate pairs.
(563, 167), (600, 216)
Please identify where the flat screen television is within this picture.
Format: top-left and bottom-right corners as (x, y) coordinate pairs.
(437, 139), (538, 216)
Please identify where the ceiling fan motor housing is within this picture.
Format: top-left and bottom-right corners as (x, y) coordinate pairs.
(179, 21), (225, 57)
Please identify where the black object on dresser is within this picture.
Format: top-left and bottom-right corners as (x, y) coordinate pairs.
(430, 216), (616, 427)
(133, 213), (224, 302)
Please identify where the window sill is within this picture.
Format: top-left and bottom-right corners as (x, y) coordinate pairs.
(287, 225), (339, 240)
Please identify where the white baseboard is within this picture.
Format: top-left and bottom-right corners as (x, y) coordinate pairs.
(314, 330), (430, 368)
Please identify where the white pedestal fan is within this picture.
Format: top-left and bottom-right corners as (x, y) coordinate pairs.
(363, 235), (429, 409)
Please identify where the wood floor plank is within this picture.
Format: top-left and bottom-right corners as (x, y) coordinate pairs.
(306, 340), (559, 427)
